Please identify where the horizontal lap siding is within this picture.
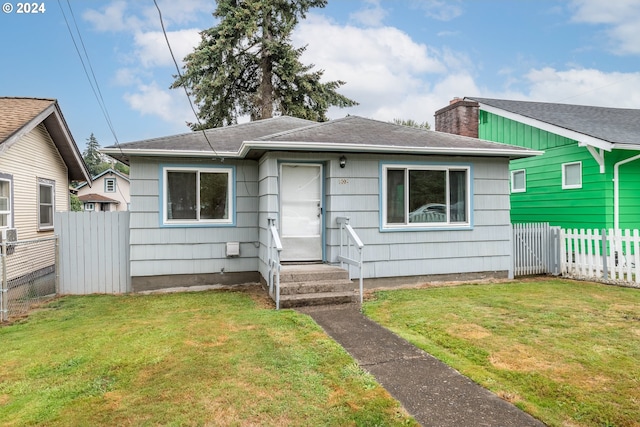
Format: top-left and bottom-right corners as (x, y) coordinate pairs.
(0, 124), (69, 240)
(325, 155), (512, 279)
(480, 111), (614, 229)
(129, 158), (259, 277)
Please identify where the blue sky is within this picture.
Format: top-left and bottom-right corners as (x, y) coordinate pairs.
(2, 0), (640, 152)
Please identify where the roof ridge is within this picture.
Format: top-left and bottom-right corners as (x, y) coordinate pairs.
(255, 116), (368, 140)
(467, 97), (640, 112)
(0, 96), (56, 102)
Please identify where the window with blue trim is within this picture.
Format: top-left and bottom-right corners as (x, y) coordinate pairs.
(163, 166), (233, 224)
(382, 164), (470, 228)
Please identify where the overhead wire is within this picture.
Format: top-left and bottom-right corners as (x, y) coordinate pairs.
(152, 0), (219, 157)
(57, 0), (127, 164)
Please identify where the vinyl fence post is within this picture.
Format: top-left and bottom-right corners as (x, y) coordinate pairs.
(601, 229), (608, 280)
(1, 242), (7, 322)
(54, 235), (60, 295)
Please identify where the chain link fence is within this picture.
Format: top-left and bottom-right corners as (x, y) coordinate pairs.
(1, 236), (58, 322)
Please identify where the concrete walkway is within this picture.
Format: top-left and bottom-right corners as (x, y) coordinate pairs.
(297, 304), (546, 427)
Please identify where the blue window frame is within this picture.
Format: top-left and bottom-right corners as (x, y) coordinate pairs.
(381, 163), (471, 229)
(161, 165), (235, 226)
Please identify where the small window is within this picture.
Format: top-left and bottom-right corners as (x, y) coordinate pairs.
(84, 202), (95, 211)
(382, 164), (470, 228)
(162, 166), (234, 225)
(38, 179), (55, 230)
(0, 176), (12, 228)
(562, 162), (582, 189)
(105, 178), (116, 193)
(511, 170), (526, 193)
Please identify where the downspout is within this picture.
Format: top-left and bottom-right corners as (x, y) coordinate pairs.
(613, 154), (640, 230)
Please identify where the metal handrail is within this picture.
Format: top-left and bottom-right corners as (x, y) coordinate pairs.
(336, 216), (364, 304)
(267, 217), (283, 309)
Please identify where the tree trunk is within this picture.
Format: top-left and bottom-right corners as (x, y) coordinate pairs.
(259, 5), (274, 120)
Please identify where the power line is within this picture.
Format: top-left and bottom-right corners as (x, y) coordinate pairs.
(57, 0), (127, 165)
(152, 0), (219, 157)
(57, 0), (120, 146)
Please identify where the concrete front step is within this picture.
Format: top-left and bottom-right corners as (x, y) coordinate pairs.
(279, 264), (350, 283)
(279, 279), (355, 295)
(273, 264), (357, 308)
(279, 291), (356, 309)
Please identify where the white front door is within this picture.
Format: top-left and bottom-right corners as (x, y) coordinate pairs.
(280, 163), (323, 262)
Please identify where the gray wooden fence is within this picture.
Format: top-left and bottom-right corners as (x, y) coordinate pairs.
(55, 211), (130, 294)
(513, 222), (561, 277)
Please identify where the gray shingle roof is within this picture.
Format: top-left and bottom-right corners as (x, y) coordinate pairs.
(108, 116), (315, 152)
(103, 115), (537, 161)
(467, 97), (640, 145)
(256, 116), (531, 152)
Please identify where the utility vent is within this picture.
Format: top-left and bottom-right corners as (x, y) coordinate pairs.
(0, 228), (17, 242)
(226, 241), (240, 257)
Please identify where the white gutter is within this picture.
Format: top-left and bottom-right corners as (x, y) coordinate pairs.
(613, 153), (640, 230)
(239, 140), (543, 158)
(102, 143), (542, 160)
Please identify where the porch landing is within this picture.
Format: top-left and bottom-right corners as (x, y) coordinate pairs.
(274, 264), (357, 308)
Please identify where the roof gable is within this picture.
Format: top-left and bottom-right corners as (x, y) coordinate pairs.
(467, 97), (640, 149)
(0, 97), (91, 182)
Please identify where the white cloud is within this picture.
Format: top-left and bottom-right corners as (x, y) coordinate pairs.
(293, 13), (472, 125)
(524, 67), (640, 107)
(295, 15), (446, 91)
(409, 0), (464, 21)
(349, 0), (388, 27)
(82, 1), (143, 32)
(83, 0), (211, 33)
(123, 82), (194, 128)
(569, 0), (640, 55)
(133, 28), (201, 68)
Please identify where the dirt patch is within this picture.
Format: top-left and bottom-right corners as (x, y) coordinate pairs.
(489, 343), (556, 372)
(447, 323), (492, 340)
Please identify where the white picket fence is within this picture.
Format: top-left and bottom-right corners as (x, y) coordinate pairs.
(512, 223), (561, 277)
(561, 228), (640, 285)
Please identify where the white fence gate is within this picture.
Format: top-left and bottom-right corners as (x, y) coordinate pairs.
(55, 211), (130, 294)
(512, 222), (561, 277)
(561, 228), (640, 285)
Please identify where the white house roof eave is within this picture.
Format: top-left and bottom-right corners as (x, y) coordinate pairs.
(102, 142), (541, 160)
(240, 140), (542, 158)
(100, 147), (239, 159)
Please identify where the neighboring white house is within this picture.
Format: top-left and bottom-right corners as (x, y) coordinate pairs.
(0, 97), (91, 241)
(76, 168), (130, 212)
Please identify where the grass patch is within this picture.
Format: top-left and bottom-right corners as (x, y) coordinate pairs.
(0, 288), (416, 426)
(363, 279), (640, 427)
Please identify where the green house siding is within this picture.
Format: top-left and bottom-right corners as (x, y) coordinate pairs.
(509, 145), (610, 229)
(479, 111), (574, 150)
(479, 111), (640, 230)
(610, 151), (640, 230)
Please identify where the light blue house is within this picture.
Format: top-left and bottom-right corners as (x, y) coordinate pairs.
(103, 116), (538, 302)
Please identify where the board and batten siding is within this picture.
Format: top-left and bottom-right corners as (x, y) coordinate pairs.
(128, 158), (260, 278)
(480, 111), (640, 230)
(0, 123), (69, 240)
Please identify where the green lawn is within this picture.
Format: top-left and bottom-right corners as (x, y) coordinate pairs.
(363, 279), (640, 427)
(0, 289), (416, 426)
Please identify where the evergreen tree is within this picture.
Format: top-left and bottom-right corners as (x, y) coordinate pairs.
(172, 0), (357, 129)
(393, 118), (431, 130)
(82, 133), (105, 176)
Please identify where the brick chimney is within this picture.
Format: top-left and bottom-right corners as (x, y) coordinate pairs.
(434, 97), (479, 138)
